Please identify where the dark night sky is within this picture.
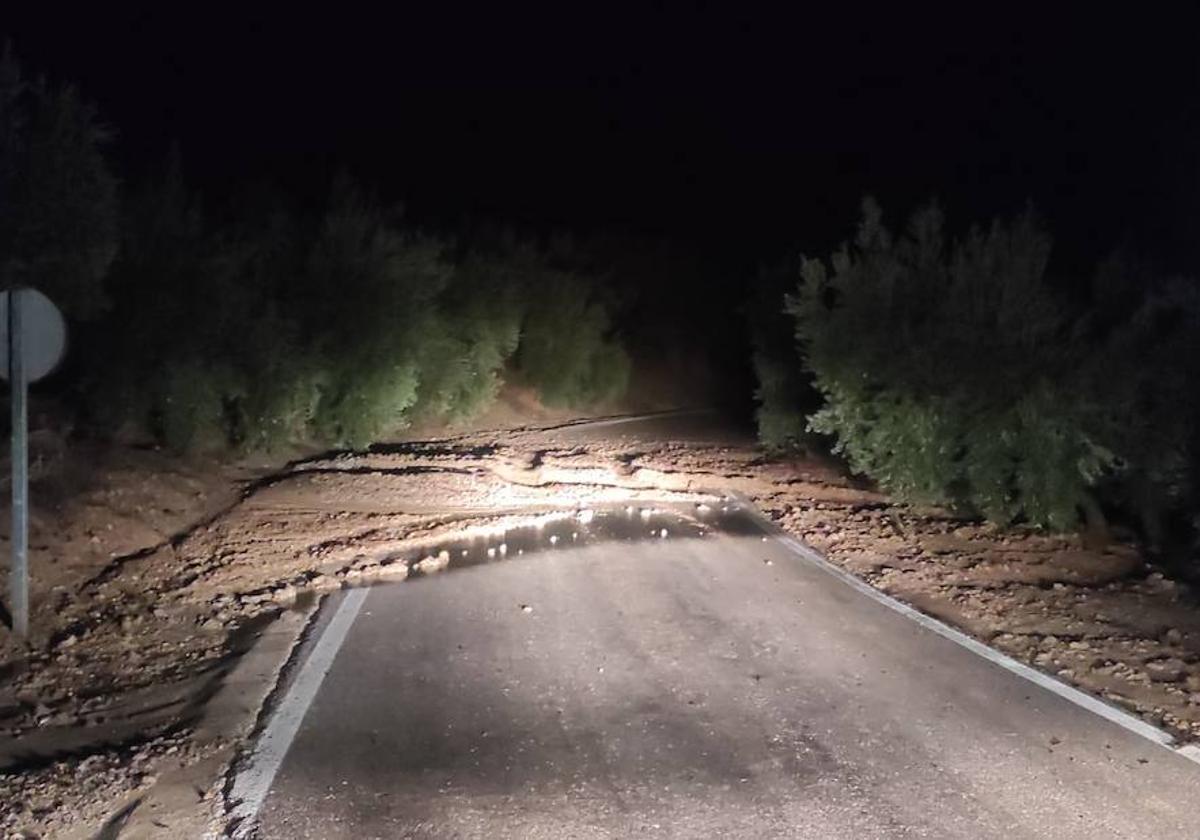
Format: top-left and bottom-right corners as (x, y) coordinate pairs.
(4, 4), (1200, 272)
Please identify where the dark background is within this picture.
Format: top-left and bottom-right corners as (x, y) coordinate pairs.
(3, 4), (1199, 278)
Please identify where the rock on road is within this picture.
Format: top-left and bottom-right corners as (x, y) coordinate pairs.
(238, 505), (1200, 839)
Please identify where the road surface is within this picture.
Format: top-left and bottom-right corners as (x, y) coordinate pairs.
(233, 503), (1200, 839)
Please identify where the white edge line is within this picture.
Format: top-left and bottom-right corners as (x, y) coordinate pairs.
(733, 499), (1200, 765)
(227, 587), (370, 836)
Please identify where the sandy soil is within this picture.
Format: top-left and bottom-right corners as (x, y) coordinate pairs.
(2, 416), (1199, 837)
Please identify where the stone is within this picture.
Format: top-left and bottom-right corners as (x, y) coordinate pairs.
(415, 551), (450, 575)
(271, 584), (297, 604)
(1146, 658), (1187, 683)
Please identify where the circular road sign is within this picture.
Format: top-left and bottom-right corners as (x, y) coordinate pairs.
(0, 288), (69, 383)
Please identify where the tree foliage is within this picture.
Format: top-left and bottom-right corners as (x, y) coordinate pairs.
(514, 257), (630, 409)
(746, 259), (816, 451)
(1083, 257), (1200, 550)
(83, 165), (631, 452)
(0, 45), (117, 319)
(786, 200), (1114, 529)
(773, 198), (1200, 543)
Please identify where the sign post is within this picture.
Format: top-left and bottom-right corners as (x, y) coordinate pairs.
(1, 288), (67, 640)
(8, 290), (26, 637)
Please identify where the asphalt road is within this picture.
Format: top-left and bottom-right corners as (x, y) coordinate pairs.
(238, 504), (1200, 839)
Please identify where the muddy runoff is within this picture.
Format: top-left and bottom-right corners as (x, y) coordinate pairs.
(6, 421), (1200, 839)
(2, 500), (730, 767)
(334, 501), (763, 587)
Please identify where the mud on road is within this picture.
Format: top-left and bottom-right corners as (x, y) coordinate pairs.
(2, 416), (1200, 837)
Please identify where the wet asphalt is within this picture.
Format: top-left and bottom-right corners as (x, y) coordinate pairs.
(247, 504), (1200, 839)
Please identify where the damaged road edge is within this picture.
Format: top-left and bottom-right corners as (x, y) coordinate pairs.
(221, 589), (367, 839)
(68, 602), (324, 840)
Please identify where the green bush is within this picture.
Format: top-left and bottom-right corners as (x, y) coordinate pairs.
(232, 310), (327, 453)
(154, 356), (241, 453)
(299, 177), (452, 446)
(516, 265), (630, 408)
(5, 50), (638, 456)
(78, 159), (634, 455)
(84, 154), (256, 448)
(787, 199), (1114, 529)
(752, 350), (811, 451)
(1083, 263), (1200, 549)
(411, 253), (525, 424)
(747, 260), (816, 451)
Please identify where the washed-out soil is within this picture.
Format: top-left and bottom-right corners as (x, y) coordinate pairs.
(2, 416), (1199, 837)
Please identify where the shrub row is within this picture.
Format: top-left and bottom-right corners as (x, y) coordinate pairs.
(81, 170), (630, 453)
(758, 199), (1200, 551)
(1, 46), (632, 455)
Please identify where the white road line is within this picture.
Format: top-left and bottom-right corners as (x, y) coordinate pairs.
(736, 501), (1200, 765)
(227, 587), (369, 837)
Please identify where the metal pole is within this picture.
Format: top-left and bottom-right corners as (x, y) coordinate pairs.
(9, 289), (27, 638)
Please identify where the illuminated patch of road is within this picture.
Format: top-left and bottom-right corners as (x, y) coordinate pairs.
(336, 502), (760, 589)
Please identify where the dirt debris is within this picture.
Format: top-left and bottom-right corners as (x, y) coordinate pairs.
(2, 418), (1200, 836)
